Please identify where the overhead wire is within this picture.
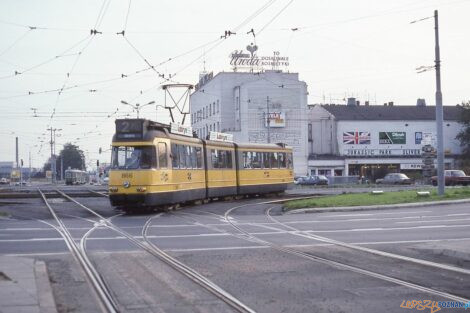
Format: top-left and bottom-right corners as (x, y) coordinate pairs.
(257, 0), (294, 37)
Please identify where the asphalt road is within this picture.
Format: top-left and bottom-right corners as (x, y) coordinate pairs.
(0, 185), (469, 312)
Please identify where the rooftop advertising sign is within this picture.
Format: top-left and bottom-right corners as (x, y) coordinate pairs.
(230, 44), (289, 71)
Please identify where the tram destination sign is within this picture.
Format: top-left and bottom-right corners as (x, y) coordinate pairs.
(115, 119), (144, 139)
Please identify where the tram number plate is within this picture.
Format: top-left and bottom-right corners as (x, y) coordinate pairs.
(121, 173), (133, 179)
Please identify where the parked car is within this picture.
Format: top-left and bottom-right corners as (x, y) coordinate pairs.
(296, 175), (329, 186)
(431, 170), (470, 186)
(294, 176), (307, 185)
(0, 178), (9, 185)
(376, 173), (412, 185)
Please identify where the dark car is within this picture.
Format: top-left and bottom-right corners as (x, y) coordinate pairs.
(296, 175), (329, 186)
(376, 173), (412, 185)
(431, 170), (470, 186)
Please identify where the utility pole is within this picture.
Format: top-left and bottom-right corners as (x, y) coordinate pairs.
(266, 96), (271, 143)
(434, 10), (445, 196)
(47, 128), (61, 184)
(48, 128), (54, 184)
(29, 150), (31, 183)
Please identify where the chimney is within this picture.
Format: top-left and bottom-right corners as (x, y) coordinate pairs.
(356, 100), (360, 106)
(388, 102), (394, 107)
(347, 97), (356, 106)
(365, 101), (370, 106)
(416, 98), (426, 107)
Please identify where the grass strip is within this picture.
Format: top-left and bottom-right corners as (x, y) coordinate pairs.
(284, 187), (470, 210)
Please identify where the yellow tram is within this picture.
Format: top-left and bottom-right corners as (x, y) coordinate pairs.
(108, 119), (293, 210)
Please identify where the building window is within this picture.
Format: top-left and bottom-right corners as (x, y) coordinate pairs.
(308, 124), (312, 142)
(209, 103), (212, 116)
(206, 106), (208, 118)
(217, 100), (220, 113)
(213, 102), (216, 114)
(202, 108), (205, 120)
(217, 122), (220, 132)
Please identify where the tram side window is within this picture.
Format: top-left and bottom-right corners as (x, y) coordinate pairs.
(252, 152), (261, 169)
(179, 145), (186, 169)
(158, 143), (167, 168)
(171, 144), (179, 168)
(279, 153), (287, 168)
(185, 146), (192, 169)
(211, 149), (232, 168)
(211, 150), (219, 168)
(270, 152), (279, 168)
(196, 147), (203, 169)
(243, 151), (252, 169)
(287, 153), (293, 169)
(225, 151), (233, 168)
(262, 152), (270, 168)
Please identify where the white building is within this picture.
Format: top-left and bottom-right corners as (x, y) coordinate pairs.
(190, 71), (308, 175)
(306, 102), (463, 179)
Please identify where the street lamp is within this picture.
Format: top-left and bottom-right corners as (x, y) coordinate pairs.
(120, 100), (155, 118)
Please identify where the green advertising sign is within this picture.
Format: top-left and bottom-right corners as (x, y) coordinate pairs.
(379, 132), (406, 144)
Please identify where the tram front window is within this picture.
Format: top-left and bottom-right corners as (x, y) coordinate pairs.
(112, 146), (156, 169)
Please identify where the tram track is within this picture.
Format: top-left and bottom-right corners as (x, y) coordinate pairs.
(159, 200), (470, 303)
(37, 188), (119, 313)
(42, 188), (256, 313)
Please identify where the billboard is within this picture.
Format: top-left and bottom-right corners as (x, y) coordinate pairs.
(379, 132), (406, 144)
(265, 112), (285, 128)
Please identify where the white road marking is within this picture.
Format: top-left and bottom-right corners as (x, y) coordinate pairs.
(307, 224), (470, 233)
(4, 236), (470, 256)
(396, 218), (470, 224)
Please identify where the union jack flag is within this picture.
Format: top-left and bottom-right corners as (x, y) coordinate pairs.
(343, 132), (371, 145)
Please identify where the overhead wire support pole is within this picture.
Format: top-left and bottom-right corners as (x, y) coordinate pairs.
(266, 96), (270, 144)
(434, 9), (445, 196)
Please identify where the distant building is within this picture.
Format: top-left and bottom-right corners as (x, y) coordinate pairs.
(0, 162), (14, 179)
(190, 71), (309, 175)
(307, 102), (463, 179)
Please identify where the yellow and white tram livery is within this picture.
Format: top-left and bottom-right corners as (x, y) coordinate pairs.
(109, 119), (293, 209)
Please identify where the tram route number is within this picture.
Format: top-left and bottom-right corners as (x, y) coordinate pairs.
(121, 173), (133, 179)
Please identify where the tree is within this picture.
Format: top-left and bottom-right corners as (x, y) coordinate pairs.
(456, 101), (470, 157)
(456, 101), (470, 173)
(57, 143), (86, 178)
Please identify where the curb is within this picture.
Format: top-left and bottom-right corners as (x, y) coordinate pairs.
(285, 198), (470, 214)
(35, 260), (58, 313)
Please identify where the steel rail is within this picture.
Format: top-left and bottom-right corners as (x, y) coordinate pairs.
(265, 207), (470, 275)
(222, 203), (470, 303)
(55, 189), (256, 313)
(37, 188), (119, 313)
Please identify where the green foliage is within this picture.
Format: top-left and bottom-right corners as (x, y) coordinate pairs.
(456, 101), (470, 157)
(41, 143), (85, 179)
(58, 143), (86, 175)
(284, 187), (470, 210)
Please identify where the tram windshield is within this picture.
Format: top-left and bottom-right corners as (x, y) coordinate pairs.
(111, 146), (156, 169)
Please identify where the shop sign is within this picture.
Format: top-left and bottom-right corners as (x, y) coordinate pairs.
(344, 148), (421, 156)
(379, 132), (406, 144)
(422, 132), (435, 146)
(401, 163), (423, 170)
(415, 132), (422, 144)
(265, 112), (285, 128)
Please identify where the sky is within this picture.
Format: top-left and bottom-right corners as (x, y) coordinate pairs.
(1, 0), (469, 169)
